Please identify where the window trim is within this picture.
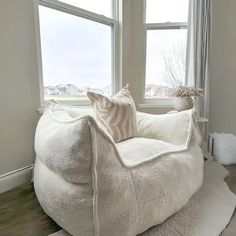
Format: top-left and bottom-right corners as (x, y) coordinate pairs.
(34, 0), (120, 106)
(142, 0), (189, 107)
(146, 22), (187, 30)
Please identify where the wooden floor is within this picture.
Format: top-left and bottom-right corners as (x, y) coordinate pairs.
(0, 182), (61, 236)
(0, 166), (236, 236)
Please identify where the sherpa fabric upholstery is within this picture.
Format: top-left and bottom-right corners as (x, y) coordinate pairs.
(87, 85), (139, 142)
(34, 101), (204, 236)
(49, 160), (236, 236)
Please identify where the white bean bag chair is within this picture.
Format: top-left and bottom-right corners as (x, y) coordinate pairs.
(34, 101), (204, 236)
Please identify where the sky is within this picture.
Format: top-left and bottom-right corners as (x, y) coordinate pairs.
(146, 0), (189, 23)
(39, 4), (112, 90)
(146, 28), (187, 87)
(145, 0), (189, 87)
(39, 0), (189, 90)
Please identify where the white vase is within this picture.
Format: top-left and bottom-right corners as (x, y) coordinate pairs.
(174, 97), (194, 111)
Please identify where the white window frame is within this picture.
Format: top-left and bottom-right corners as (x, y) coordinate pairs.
(34, 0), (120, 106)
(142, 0), (188, 108)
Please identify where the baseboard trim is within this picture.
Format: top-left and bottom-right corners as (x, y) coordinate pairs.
(0, 165), (33, 194)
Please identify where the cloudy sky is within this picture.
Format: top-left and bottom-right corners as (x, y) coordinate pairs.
(39, 4), (111, 90)
(39, 0), (189, 90)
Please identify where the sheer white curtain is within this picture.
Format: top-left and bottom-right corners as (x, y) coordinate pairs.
(186, 0), (212, 118)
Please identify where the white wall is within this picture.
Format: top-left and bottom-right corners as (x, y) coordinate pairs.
(209, 0), (236, 134)
(0, 0), (40, 177)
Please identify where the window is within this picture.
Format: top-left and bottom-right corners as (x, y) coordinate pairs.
(37, 0), (118, 103)
(145, 0), (189, 99)
(57, 0), (113, 18)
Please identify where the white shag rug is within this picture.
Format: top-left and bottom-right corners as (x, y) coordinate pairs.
(49, 161), (236, 236)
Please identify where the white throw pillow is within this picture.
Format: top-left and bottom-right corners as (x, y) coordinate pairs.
(87, 85), (139, 143)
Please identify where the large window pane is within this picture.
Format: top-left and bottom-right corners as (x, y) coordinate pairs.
(39, 6), (112, 101)
(58, 0), (113, 18)
(146, 0), (189, 23)
(145, 29), (187, 98)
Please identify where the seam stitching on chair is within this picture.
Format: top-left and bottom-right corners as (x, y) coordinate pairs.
(130, 169), (140, 233)
(89, 122), (100, 236)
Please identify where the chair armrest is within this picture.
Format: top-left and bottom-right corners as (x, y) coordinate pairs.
(136, 110), (193, 145)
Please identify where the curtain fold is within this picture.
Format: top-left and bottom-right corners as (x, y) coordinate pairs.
(186, 0), (212, 118)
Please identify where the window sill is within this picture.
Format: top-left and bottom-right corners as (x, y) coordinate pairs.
(139, 98), (175, 109)
(138, 103), (174, 109)
(37, 100), (92, 114)
(44, 99), (91, 106)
